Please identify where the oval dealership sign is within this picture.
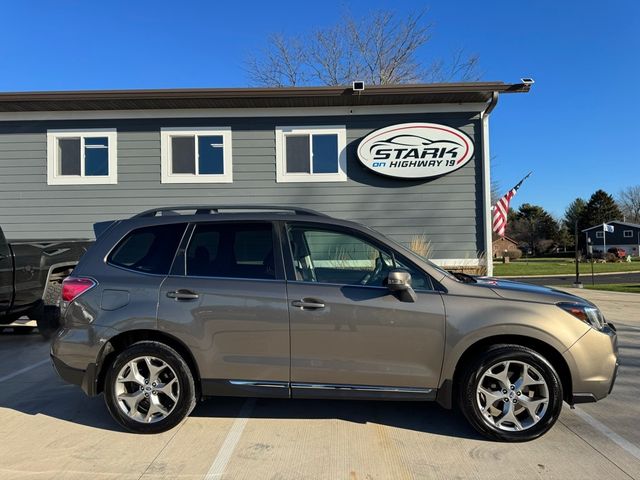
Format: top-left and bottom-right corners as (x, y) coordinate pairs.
(357, 122), (474, 179)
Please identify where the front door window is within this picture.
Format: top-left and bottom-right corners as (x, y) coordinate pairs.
(287, 225), (431, 290)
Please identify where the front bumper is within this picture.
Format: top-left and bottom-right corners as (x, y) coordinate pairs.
(564, 322), (619, 404)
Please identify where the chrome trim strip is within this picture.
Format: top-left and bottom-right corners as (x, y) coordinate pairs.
(291, 383), (433, 394)
(174, 275), (284, 283)
(286, 280), (437, 294)
(229, 380), (289, 388)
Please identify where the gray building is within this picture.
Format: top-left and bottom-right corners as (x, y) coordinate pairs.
(583, 220), (640, 256)
(0, 82), (530, 276)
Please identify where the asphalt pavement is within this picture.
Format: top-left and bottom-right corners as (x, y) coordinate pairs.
(0, 288), (638, 479)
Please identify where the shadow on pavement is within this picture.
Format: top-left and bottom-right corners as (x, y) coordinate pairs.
(0, 372), (481, 439)
(191, 396), (482, 441)
(0, 330), (480, 440)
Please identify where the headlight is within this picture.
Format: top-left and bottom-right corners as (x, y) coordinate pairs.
(557, 302), (606, 330)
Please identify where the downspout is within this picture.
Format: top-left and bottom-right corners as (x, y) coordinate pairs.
(481, 91), (499, 276)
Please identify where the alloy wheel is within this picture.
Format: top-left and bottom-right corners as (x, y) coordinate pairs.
(476, 360), (549, 432)
(114, 356), (180, 424)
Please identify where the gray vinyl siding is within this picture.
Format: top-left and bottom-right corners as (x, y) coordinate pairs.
(0, 112), (485, 260)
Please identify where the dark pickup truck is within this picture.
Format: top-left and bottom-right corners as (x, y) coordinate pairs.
(0, 225), (92, 337)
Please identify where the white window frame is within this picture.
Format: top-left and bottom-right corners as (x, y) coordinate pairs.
(595, 231), (604, 238)
(624, 230), (633, 238)
(47, 129), (118, 185)
(160, 127), (232, 184)
(275, 125), (347, 183)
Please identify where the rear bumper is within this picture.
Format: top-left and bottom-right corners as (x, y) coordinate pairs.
(564, 322), (619, 404)
(50, 324), (114, 396)
(50, 354), (98, 396)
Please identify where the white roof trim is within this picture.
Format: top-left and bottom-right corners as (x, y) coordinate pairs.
(581, 220), (640, 232)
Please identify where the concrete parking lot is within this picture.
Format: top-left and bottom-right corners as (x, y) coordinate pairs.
(0, 288), (638, 480)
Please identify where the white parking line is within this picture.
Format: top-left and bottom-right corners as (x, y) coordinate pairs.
(574, 407), (640, 461)
(204, 398), (256, 479)
(0, 359), (49, 383)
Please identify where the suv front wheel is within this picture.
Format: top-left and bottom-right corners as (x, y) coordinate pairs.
(458, 345), (563, 442)
(104, 341), (196, 434)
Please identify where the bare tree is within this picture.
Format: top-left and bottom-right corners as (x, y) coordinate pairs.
(306, 25), (360, 86)
(491, 180), (502, 206)
(424, 48), (480, 83)
(618, 185), (640, 223)
(246, 34), (308, 87)
(246, 9), (480, 87)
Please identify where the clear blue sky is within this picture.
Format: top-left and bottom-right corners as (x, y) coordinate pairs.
(1, 1), (638, 217)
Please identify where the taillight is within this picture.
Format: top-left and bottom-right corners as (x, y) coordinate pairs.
(62, 277), (96, 302)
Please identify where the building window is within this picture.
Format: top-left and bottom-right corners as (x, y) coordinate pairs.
(47, 129), (117, 185)
(624, 230), (633, 238)
(275, 126), (347, 182)
(595, 231), (604, 239)
(160, 127), (232, 183)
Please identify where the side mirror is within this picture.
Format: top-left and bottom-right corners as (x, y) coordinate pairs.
(386, 269), (417, 302)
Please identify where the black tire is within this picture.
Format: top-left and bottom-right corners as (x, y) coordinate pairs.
(104, 341), (196, 434)
(458, 345), (563, 442)
(35, 305), (60, 340)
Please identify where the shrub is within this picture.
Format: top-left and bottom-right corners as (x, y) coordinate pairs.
(409, 234), (432, 259)
(605, 253), (618, 263)
(504, 249), (523, 260)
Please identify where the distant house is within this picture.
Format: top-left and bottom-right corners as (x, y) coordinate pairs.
(492, 236), (521, 258)
(582, 221), (640, 256)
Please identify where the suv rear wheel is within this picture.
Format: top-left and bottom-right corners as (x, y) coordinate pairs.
(458, 345), (563, 442)
(104, 341), (196, 434)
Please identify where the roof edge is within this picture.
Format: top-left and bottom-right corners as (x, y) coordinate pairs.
(581, 220), (640, 232)
(0, 82), (531, 113)
(0, 82), (530, 101)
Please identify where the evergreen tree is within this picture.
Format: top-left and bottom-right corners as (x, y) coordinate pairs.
(580, 190), (623, 228)
(553, 222), (573, 250)
(506, 203), (559, 255)
(563, 198), (586, 250)
(564, 198), (586, 231)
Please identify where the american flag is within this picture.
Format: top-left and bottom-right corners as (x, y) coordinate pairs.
(492, 173), (532, 237)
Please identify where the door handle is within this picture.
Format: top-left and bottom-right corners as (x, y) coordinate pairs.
(167, 289), (199, 301)
(291, 299), (325, 309)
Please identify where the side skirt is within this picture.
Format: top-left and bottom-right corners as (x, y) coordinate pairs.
(292, 383), (435, 401)
(201, 379), (290, 398)
(201, 379), (435, 402)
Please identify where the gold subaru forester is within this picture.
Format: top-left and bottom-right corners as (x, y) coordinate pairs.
(51, 206), (619, 442)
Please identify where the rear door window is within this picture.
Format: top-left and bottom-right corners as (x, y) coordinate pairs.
(108, 223), (187, 275)
(185, 223), (276, 279)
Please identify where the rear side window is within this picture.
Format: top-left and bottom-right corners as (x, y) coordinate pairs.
(108, 223), (186, 275)
(186, 223), (275, 279)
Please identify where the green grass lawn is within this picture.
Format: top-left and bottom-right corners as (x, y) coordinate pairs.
(492, 257), (640, 277)
(583, 283), (640, 294)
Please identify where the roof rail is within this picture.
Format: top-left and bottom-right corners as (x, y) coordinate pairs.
(132, 205), (327, 218)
